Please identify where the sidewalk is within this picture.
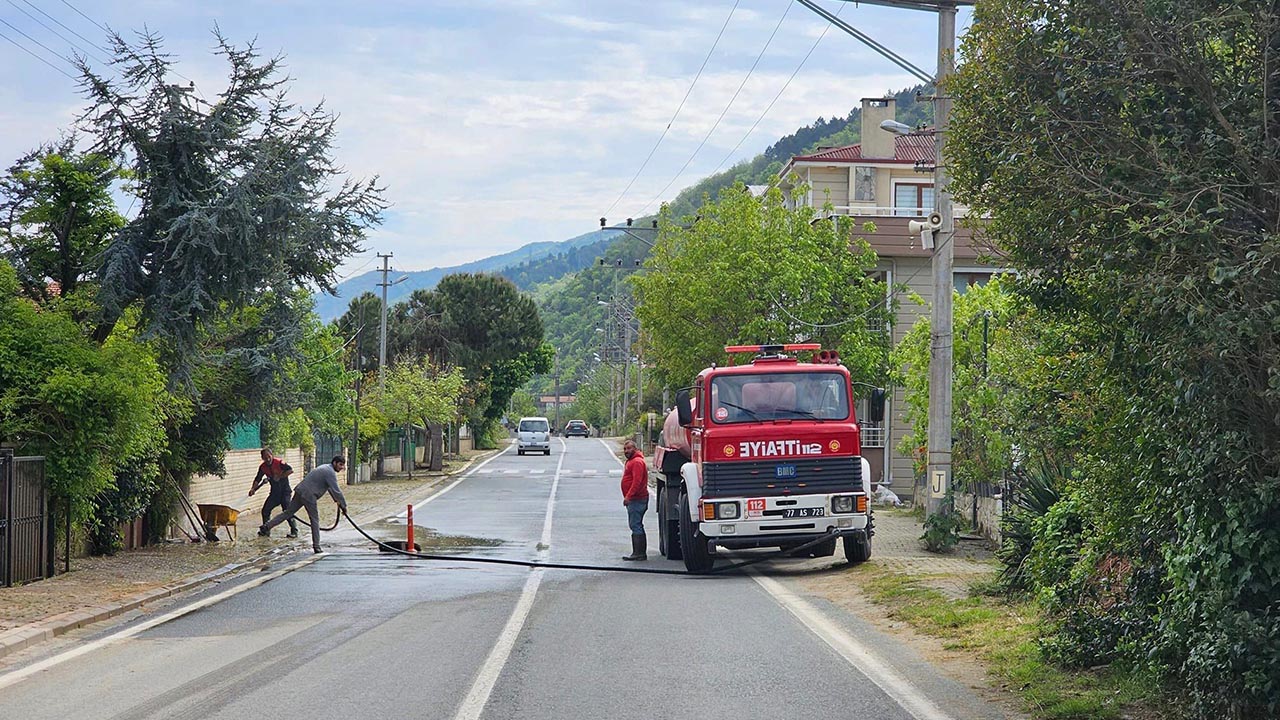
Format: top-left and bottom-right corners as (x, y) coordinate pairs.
(0, 448), (496, 661)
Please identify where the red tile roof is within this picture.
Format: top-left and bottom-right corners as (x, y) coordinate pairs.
(793, 133), (935, 164)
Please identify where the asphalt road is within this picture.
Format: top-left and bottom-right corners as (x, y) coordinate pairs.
(0, 438), (1005, 720)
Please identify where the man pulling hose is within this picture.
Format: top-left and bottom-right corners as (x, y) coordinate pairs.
(260, 456), (348, 554)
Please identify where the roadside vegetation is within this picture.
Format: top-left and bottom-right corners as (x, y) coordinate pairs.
(855, 564), (1166, 720)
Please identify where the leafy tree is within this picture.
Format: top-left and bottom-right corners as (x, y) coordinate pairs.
(633, 183), (888, 388)
(368, 360), (464, 477)
(0, 260), (168, 531)
(949, 1), (1280, 714)
(76, 30), (385, 368)
(336, 291), (382, 372)
(395, 273), (548, 446)
(0, 138), (125, 311)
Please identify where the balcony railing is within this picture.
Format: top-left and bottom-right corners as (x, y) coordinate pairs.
(821, 205), (972, 219)
(860, 424), (886, 448)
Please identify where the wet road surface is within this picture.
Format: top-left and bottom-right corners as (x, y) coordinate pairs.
(0, 438), (1005, 720)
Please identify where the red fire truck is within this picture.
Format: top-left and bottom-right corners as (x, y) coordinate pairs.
(653, 344), (880, 573)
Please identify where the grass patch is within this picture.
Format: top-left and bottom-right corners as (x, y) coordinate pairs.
(860, 572), (1165, 719)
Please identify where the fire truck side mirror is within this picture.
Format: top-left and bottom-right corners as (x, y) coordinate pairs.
(868, 388), (886, 424)
(675, 390), (694, 427)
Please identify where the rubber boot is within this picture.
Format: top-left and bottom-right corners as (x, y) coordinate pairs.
(623, 534), (647, 561)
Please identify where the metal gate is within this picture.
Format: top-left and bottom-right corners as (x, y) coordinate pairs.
(1, 450), (53, 587)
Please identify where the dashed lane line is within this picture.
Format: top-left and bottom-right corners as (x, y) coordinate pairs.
(452, 437), (566, 720)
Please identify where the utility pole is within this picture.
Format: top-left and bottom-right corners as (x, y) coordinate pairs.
(553, 353), (561, 431)
(926, 3), (957, 518)
(622, 321), (632, 424)
(804, 0), (970, 517)
(350, 303), (365, 485)
(376, 252), (394, 393)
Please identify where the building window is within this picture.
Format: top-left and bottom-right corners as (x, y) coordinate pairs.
(893, 183), (934, 216)
(955, 272), (994, 294)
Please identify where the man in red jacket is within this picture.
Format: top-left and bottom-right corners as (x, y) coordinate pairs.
(620, 439), (649, 561)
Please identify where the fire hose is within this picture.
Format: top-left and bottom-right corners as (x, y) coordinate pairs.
(339, 508), (844, 576)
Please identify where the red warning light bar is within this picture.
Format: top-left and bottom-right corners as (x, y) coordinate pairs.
(725, 343), (822, 354)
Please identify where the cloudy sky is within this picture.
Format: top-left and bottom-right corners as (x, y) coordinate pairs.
(0, 0), (971, 275)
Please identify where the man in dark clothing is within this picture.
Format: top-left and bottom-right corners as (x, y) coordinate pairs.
(260, 456), (348, 554)
(620, 440), (649, 561)
(250, 448), (298, 538)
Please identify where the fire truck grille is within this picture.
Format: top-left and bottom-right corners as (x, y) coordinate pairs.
(701, 457), (863, 498)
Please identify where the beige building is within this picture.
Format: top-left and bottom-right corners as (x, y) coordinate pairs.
(779, 97), (1005, 502)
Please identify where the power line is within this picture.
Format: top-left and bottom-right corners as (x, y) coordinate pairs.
(7, 0), (108, 65)
(20, 0), (111, 56)
(0, 26), (73, 78)
(705, 1), (846, 182)
(600, 0), (741, 219)
(58, 0), (107, 34)
(634, 0), (795, 217)
(54, 0), (208, 102)
(0, 16), (75, 70)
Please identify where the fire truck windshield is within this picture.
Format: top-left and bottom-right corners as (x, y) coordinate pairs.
(710, 372), (850, 423)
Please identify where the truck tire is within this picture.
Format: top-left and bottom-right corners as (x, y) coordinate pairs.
(657, 486), (670, 556)
(657, 486), (683, 560)
(679, 493), (714, 574)
(843, 533), (872, 564)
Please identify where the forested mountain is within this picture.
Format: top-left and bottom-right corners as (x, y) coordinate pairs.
(660, 84), (932, 220)
(316, 229), (613, 320)
(498, 235), (615, 291)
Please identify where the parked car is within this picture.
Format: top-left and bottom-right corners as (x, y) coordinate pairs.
(563, 420), (589, 438)
(517, 416), (551, 455)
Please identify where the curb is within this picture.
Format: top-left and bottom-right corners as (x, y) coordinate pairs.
(0, 546), (301, 663)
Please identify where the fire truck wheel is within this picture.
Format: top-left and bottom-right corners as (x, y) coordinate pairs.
(843, 534), (872, 564)
(657, 487), (683, 560)
(657, 487), (667, 556)
(679, 493), (714, 574)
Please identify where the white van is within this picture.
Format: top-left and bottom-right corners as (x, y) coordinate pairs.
(517, 416), (551, 456)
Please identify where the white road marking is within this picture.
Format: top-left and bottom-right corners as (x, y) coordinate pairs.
(750, 572), (954, 720)
(400, 443), (511, 518)
(453, 437), (566, 720)
(598, 437), (621, 460)
(478, 469), (494, 474)
(502, 469), (518, 475)
(582, 469), (597, 476)
(0, 554), (325, 690)
(529, 469), (545, 475)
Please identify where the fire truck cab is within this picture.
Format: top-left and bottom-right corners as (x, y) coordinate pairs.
(654, 344), (877, 573)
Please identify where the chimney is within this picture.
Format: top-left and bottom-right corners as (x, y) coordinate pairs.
(860, 97), (897, 160)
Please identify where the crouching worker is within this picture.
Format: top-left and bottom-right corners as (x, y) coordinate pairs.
(260, 456), (348, 554)
(250, 448), (298, 539)
(620, 440), (649, 561)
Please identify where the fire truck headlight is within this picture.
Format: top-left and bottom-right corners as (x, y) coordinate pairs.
(716, 502), (740, 520)
(832, 495), (855, 514)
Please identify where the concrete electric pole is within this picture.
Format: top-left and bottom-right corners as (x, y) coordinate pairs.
(376, 252), (393, 393)
(800, 0), (970, 517)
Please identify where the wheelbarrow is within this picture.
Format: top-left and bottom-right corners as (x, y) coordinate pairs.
(196, 504), (240, 542)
